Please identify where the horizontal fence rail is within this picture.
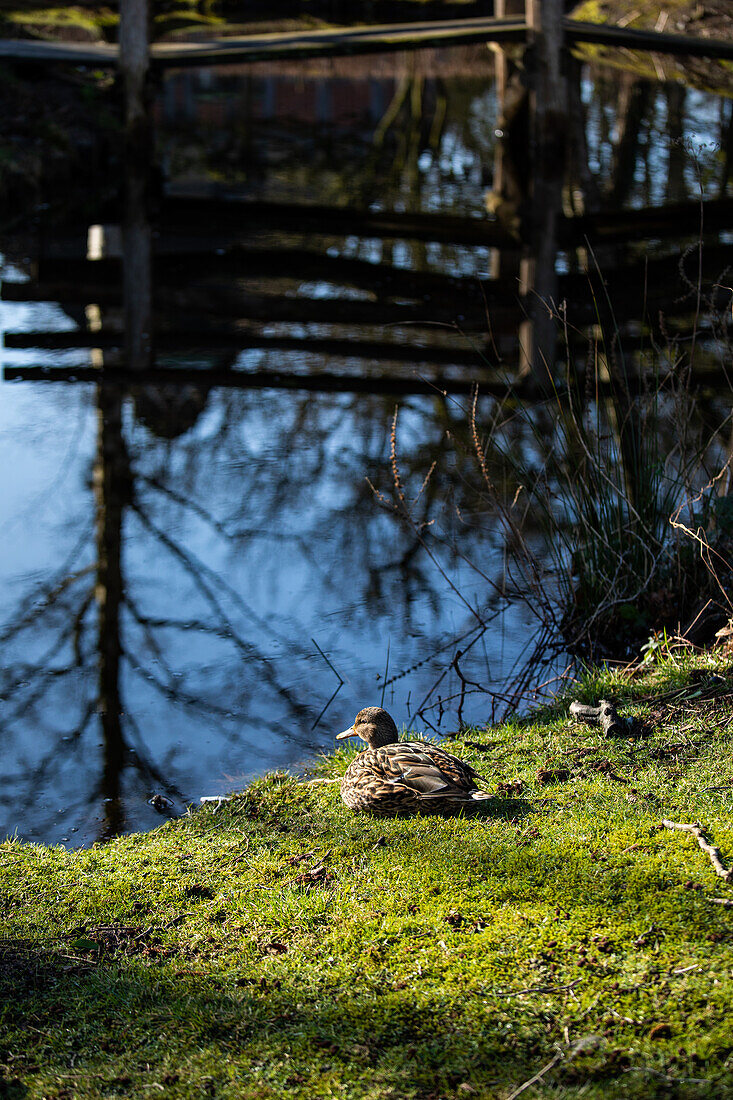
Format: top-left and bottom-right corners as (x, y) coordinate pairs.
(1, 16), (733, 67)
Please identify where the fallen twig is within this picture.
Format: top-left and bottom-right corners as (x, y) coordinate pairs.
(505, 1037), (599, 1100)
(497, 979), (582, 998)
(662, 820), (733, 883)
(569, 699), (630, 737)
(707, 896), (733, 907)
(505, 1052), (564, 1100)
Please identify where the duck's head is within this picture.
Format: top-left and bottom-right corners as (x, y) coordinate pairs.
(336, 707), (399, 749)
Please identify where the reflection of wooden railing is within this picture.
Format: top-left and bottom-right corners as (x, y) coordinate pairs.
(3, 0), (732, 390)
(4, 190), (731, 391)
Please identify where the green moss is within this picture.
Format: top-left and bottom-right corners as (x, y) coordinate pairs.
(2, 4), (117, 35)
(571, 0), (698, 24)
(3, 651), (733, 1097)
(569, 0), (733, 98)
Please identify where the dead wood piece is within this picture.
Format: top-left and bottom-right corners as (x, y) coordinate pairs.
(662, 820), (733, 883)
(569, 702), (600, 723)
(569, 699), (630, 737)
(706, 897), (733, 907)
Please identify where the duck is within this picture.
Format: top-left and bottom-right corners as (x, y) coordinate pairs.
(335, 706), (492, 816)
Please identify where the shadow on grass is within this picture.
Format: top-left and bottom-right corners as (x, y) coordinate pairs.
(1, 935), (590, 1100)
(3, 832), (730, 1100)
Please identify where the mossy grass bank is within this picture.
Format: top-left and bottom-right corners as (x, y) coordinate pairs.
(4, 651), (733, 1098)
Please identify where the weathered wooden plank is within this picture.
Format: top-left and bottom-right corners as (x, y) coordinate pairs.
(151, 16), (528, 67)
(33, 248), (506, 302)
(2, 329), (488, 367)
(119, 0), (150, 131)
(1, 16), (732, 68)
(159, 194), (733, 247)
(0, 16), (527, 67)
(159, 196), (515, 247)
(0, 289), (496, 329)
(0, 38), (116, 63)
(7, 360), (729, 397)
(2, 364), (510, 397)
(567, 19), (733, 62)
(563, 198), (733, 244)
(17, 193), (732, 266)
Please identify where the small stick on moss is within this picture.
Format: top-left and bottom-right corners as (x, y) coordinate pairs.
(706, 896), (733, 907)
(505, 1051), (564, 1100)
(497, 978), (582, 998)
(569, 699), (629, 737)
(662, 820), (733, 883)
(505, 1036), (599, 1100)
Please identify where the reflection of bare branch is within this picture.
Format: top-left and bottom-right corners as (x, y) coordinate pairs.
(72, 590), (95, 666)
(452, 649), (488, 727)
(1, 699), (97, 807)
(0, 558), (94, 646)
(124, 595), (179, 683)
(130, 503), (313, 717)
(131, 502), (305, 656)
(123, 646), (236, 720)
(383, 618), (494, 691)
(369, 406), (485, 627)
(1, 656), (84, 724)
(120, 611), (229, 637)
(137, 472), (232, 539)
(410, 622), (488, 724)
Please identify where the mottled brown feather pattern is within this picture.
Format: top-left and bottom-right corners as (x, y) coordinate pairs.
(340, 739), (488, 816)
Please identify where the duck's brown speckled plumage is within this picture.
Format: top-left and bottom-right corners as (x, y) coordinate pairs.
(336, 707), (490, 816)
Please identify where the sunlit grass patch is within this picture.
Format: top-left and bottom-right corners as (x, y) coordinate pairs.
(3, 652), (733, 1097)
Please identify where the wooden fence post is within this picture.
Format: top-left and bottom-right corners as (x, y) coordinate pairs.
(119, 0), (153, 370)
(519, 0), (567, 384)
(119, 0), (150, 138)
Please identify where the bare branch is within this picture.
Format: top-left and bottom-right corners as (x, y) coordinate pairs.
(662, 820), (733, 883)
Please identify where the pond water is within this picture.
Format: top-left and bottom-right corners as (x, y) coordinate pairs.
(1, 45), (732, 844)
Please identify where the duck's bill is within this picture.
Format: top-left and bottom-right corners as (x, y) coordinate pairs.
(336, 726), (356, 740)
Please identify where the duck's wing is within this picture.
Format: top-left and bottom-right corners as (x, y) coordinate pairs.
(376, 741), (487, 800)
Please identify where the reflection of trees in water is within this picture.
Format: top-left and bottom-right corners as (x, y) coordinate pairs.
(0, 380), (508, 843)
(158, 60), (732, 235)
(157, 59), (495, 224)
(584, 69), (733, 209)
(2, 368), (729, 842)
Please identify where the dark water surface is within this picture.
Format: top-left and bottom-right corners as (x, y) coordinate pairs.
(1, 47), (732, 843)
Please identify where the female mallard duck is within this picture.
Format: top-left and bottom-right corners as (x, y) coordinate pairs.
(336, 706), (491, 816)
